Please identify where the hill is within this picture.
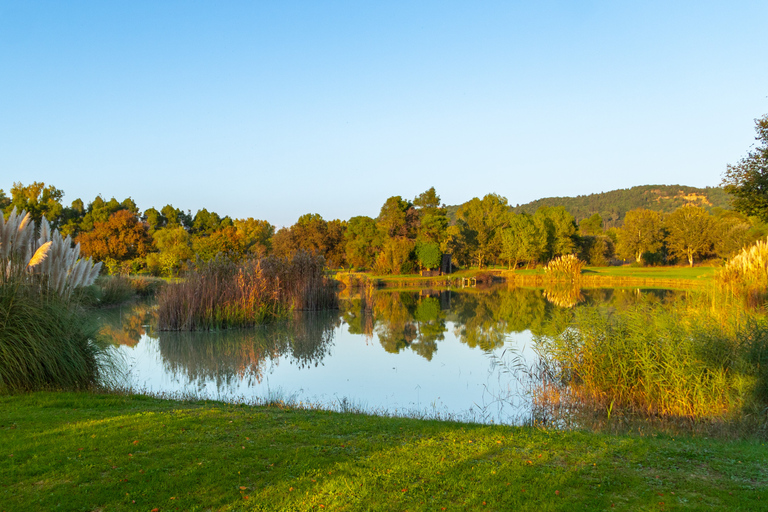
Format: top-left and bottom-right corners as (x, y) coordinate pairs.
(446, 185), (732, 229)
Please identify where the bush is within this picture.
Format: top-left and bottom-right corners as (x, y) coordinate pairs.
(543, 254), (585, 281)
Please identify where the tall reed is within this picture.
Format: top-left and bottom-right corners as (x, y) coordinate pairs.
(535, 295), (768, 419)
(158, 251), (337, 331)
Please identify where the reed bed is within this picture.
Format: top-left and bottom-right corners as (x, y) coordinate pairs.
(534, 296), (768, 420)
(158, 251), (337, 331)
(718, 238), (768, 305)
(543, 254), (585, 281)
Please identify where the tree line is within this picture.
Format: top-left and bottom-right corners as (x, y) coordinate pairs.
(2, 111), (765, 276)
(1, 181), (764, 276)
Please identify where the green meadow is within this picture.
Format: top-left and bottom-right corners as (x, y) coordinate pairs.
(2, 392), (767, 511)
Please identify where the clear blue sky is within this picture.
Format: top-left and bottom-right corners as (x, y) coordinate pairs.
(1, 1), (766, 227)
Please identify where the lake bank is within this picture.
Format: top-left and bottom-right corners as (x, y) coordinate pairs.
(1, 391), (766, 511)
(345, 265), (717, 290)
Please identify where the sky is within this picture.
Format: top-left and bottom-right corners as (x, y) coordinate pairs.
(1, 1), (767, 227)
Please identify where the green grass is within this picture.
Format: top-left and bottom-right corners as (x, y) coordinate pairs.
(1, 392), (767, 511)
(581, 266), (717, 281)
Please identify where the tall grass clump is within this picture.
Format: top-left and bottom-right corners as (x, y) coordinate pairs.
(718, 238), (768, 306)
(0, 208), (110, 391)
(535, 297), (768, 420)
(158, 251), (337, 331)
(543, 254), (585, 281)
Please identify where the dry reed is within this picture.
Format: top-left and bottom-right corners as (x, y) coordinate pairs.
(543, 254), (585, 281)
(158, 251), (337, 331)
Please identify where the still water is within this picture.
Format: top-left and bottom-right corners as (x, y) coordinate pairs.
(100, 286), (683, 425)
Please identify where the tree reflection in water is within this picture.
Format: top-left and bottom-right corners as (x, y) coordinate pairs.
(340, 286), (685, 359)
(156, 311), (340, 389)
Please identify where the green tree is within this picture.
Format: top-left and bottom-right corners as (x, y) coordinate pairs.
(191, 208), (223, 234)
(377, 196), (413, 238)
(414, 187), (448, 244)
(345, 216), (384, 269)
(665, 205), (713, 267)
(615, 208), (664, 263)
(532, 206), (577, 262)
(143, 207), (165, 233)
(149, 226), (193, 276)
(234, 218), (274, 257)
(722, 113), (768, 221)
(456, 194), (510, 268)
(192, 226), (246, 262)
(579, 213), (603, 236)
(500, 213), (542, 269)
(160, 204), (192, 229)
(373, 238), (415, 275)
(6, 181), (64, 226)
(415, 241), (441, 270)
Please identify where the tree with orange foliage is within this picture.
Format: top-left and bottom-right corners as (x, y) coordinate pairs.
(76, 209), (153, 263)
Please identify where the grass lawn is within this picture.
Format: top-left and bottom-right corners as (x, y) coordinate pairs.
(2, 392), (766, 511)
(581, 266), (718, 281)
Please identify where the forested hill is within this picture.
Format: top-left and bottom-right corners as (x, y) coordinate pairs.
(447, 185), (732, 229)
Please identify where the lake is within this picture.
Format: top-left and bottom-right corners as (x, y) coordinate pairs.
(100, 285), (686, 425)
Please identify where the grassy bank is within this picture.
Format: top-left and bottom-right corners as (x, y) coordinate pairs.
(1, 392), (766, 511)
(363, 265), (717, 289)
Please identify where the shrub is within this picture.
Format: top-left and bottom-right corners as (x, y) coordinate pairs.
(718, 238), (768, 305)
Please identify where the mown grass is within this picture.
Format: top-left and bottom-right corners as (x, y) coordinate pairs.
(582, 266), (717, 281)
(1, 392), (767, 511)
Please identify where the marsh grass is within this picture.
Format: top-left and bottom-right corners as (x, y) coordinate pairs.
(718, 238), (768, 306)
(0, 282), (117, 392)
(534, 293), (768, 423)
(158, 252), (337, 331)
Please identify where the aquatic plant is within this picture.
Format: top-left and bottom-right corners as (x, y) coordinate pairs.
(158, 251), (337, 330)
(535, 297), (768, 419)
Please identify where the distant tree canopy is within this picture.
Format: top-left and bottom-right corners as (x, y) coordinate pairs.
(4, 176), (765, 277)
(722, 113), (768, 222)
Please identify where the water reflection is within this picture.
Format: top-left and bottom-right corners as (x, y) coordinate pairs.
(157, 311), (339, 388)
(108, 286), (687, 424)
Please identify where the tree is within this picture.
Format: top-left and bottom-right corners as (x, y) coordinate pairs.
(345, 216), (384, 269)
(456, 194), (511, 268)
(160, 204), (192, 229)
(76, 209), (153, 263)
(6, 181), (64, 226)
(579, 213), (603, 236)
(615, 208), (664, 263)
(665, 205), (713, 267)
(233, 218), (274, 257)
(377, 196), (412, 238)
(414, 187), (448, 244)
(500, 213), (542, 269)
(149, 226), (193, 276)
(191, 226), (246, 262)
(722, 113), (768, 221)
(532, 206), (577, 261)
(415, 241), (441, 270)
(191, 208), (223, 234)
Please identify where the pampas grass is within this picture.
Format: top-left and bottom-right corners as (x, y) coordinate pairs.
(0, 208), (111, 391)
(543, 254), (585, 281)
(1, 208), (102, 297)
(718, 238), (768, 305)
